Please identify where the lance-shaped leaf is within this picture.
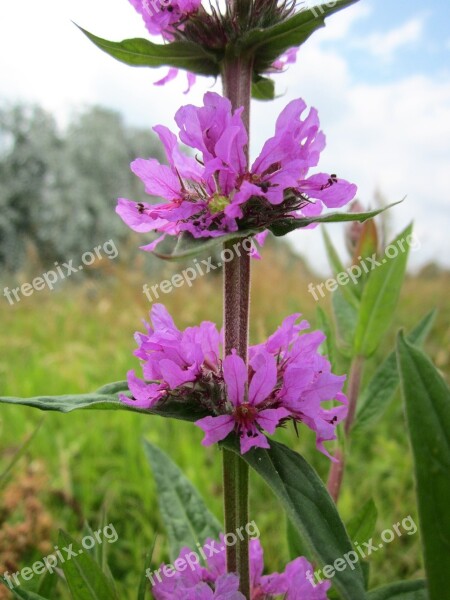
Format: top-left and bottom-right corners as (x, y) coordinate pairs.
(346, 499), (377, 547)
(144, 440), (222, 560)
(0, 384), (209, 422)
(153, 229), (259, 260)
(58, 530), (118, 600)
(322, 227), (360, 308)
(1, 584), (51, 600)
(366, 580), (428, 600)
(331, 287), (358, 356)
(77, 26), (220, 76)
(354, 310), (436, 432)
(397, 333), (450, 600)
(354, 222), (413, 357)
(221, 437), (366, 600)
(240, 0), (359, 72)
(268, 201), (402, 237)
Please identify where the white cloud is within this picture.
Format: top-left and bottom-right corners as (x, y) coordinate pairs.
(352, 17), (425, 61)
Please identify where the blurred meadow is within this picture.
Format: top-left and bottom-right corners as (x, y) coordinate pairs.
(0, 100), (449, 599)
(1, 234), (449, 598)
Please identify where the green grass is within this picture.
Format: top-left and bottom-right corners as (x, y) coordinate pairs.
(1, 247), (449, 598)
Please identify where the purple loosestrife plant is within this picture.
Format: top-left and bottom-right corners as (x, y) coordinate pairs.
(5, 3), (435, 600)
(117, 92), (356, 252)
(152, 537), (330, 599)
(120, 305), (348, 457)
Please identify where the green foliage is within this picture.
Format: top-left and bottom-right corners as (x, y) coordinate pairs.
(240, 0), (360, 73)
(144, 440), (222, 560)
(397, 334), (450, 600)
(354, 311), (436, 432)
(269, 201), (402, 237)
(346, 499), (378, 547)
(366, 580), (428, 599)
(354, 223), (413, 357)
(58, 529), (118, 600)
(251, 75), (276, 100)
(153, 230), (258, 260)
(0, 420), (43, 490)
(77, 26), (220, 76)
(0, 383), (211, 422)
(222, 437), (366, 600)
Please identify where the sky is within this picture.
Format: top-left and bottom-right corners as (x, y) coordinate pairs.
(1, 0), (449, 274)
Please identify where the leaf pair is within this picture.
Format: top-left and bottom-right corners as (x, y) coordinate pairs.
(78, 1), (359, 100)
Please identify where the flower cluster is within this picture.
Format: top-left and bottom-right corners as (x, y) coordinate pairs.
(117, 92), (357, 253)
(129, 0), (201, 40)
(127, 0), (300, 91)
(152, 536), (330, 599)
(120, 304), (347, 458)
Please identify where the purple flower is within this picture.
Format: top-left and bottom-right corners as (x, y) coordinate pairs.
(152, 537), (330, 599)
(119, 304), (221, 409)
(196, 350), (290, 454)
(117, 93), (357, 253)
(128, 0), (201, 40)
(121, 305), (347, 459)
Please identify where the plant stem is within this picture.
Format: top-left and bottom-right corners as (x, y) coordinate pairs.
(327, 355), (364, 503)
(221, 52), (253, 600)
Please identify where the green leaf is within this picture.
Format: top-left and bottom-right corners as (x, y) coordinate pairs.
(58, 530), (118, 600)
(0, 386), (209, 422)
(0, 419), (43, 490)
(316, 306), (338, 372)
(354, 311), (436, 432)
(397, 333), (450, 600)
(144, 440), (222, 560)
(286, 517), (312, 562)
(269, 201), (402, 237)
(332, 287), (358, 356)
(137, 538), (157, 600)
(240, 0), (359, 72)
(346, 499), (377, 546)
(366, 580), (428, 599)
(321, 227), (360, 308)
(221, 437), (366, 600)
(37, 569), (58, 598)
(354, 223), (413, 357)
(153, 229), (258, 260)
(251, 75), (275, 100)
(5, 586), (51, 600)
(77, 26), (219, 76)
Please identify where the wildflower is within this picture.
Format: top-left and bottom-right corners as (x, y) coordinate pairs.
(121, 305), (347, 458)
(117, 93), (357, 253)
(152, 537), (330, 599)
(128, 0), (201, 40)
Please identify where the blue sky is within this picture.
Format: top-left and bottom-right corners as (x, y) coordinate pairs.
(1, 0), (449, 274)
(330, 0), (450, 82)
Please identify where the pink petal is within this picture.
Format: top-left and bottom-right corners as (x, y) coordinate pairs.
(154, 67), (179, 86)
(223, 351), (247, 406)
(248, 351), (277, 405)
(196, 415), (235, 446)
